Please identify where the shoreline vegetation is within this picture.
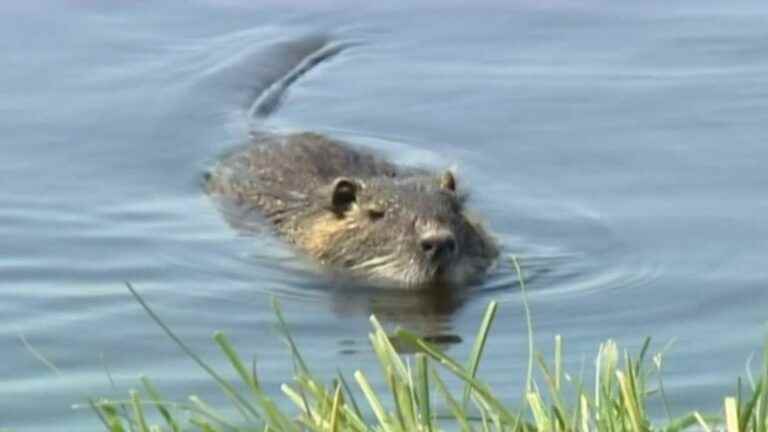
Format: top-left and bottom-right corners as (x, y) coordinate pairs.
(91, 264), (766, 432)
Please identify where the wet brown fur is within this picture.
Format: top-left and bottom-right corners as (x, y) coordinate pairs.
(206, 132), (498, 288)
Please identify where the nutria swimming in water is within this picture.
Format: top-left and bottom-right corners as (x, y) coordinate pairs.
(205, 37), (498, 289)
(207, 132), (498, 288)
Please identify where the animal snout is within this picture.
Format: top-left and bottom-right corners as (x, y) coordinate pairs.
(420, 231), (457, 262)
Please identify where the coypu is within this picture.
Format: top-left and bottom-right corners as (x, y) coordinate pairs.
(206, 132), (498, 289)
(204, 36), (498, 288)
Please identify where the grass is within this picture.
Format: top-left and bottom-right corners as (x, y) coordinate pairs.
(90, 267), (768, 432)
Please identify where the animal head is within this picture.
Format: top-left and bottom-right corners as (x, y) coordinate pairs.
(302, 170), (498, 289)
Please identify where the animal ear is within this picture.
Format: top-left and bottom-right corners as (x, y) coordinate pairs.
(440, 170), (456, 192)
(330, 177), (358, 214)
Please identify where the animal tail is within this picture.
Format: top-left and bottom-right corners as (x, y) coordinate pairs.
(247, 35), (355, 118)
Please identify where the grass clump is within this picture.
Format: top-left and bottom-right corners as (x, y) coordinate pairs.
(90, 280), (768, 432)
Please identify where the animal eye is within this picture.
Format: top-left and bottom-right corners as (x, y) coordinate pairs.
(367, 208), (385, 221)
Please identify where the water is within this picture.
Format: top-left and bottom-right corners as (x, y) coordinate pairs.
(2, 1), (768, 429)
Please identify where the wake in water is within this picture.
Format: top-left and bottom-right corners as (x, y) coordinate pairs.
(246, 38), (357, 117)
(188, 27), (656, 335)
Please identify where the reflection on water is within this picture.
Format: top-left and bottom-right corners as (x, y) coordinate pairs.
(330, 283), (467, 343)
(331, 286), (466, 352)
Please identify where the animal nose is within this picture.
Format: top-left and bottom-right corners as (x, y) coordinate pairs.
(420, 232), (457, 261)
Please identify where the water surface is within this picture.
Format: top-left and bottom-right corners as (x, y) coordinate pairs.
(2, 1), (768, 429)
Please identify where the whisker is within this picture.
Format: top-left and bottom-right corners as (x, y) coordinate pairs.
(349, 253), (398, 271)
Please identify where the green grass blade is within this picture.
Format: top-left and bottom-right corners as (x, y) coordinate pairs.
(511, 256), (535, 395)
(757, 341), (768, 431)
(654, 353), (673, 424)
(725, 397), (739, 432)
(738, 378), (762, 430)
(188, 395), (239, 429)
(213, 332), (293, 428)
(355, 370), (392, 432)
(130, 390), (150, 432)
(90, 398), (126, 432)
(395, 329), (517, 425)
(271, 297), (310, 376)
(662, 413), (700, 432)
(369, 315), (409, 381)
(189, 418), (217, 432)
(125, 283), (261, 422)
(535, 352), (568, 425)
(140, 376), (180, 432)
(431, 368), (472, 432)
(213, 332), (260, 398)
(337, 370), (365, 423)
(579, 394), (591, 432)
(472, 396), (491, 432)
(462, 300), (498, 410)
(329, 383), (343, 432)
(616, 371), (643, 432)
(526, 391), (551, 431)
(693, 412), (714, 432)
(416, 353), (433, 432)
(386, 367), (407, 431)
(635, 337), (652, 376)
